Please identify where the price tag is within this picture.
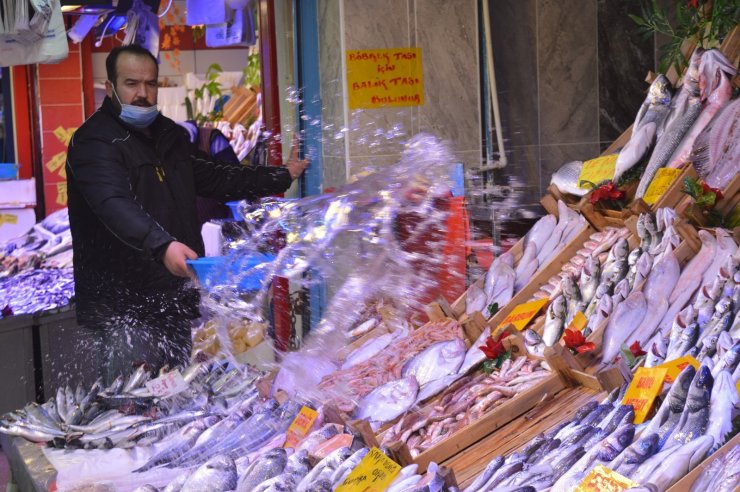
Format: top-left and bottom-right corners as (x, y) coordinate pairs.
(335, 447), (401, 492)
(575, 465), (638, 491)
(145, 370), (189, 398)
(497, 298), (549, 332)
(622, 366), (667, 424)
(736, 379), (740, 398)
(567, 311), (588, 332)
(658, 355), (699, 384)
(642, 167), (682, 205)
(578, 154), (618, 189)
(0, 213), (18, 225)
(283, 406), (318, 449)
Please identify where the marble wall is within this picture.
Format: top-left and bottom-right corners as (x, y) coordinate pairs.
(488, 0), (657, 197)
(318, 0), (482, 186)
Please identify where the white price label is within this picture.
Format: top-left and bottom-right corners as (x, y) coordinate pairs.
(145, 370), (189, 398)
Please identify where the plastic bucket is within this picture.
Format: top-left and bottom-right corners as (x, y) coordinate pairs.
(187, 252), (275, 291)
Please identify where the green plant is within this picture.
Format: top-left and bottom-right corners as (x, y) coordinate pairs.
(243, 52), (261, 89)
(185, 63), (225, 125)
(681, 176), (737, 227)
(629, 0), (740, 74)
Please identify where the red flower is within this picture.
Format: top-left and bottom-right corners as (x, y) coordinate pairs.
(701, 182), (723, 200)
(563, 329), (596, 354)
(687, 0), (700, 8)
(630, 341), (647, 357)
(590, 182), (626, 205)
(479, 331), (510, 360)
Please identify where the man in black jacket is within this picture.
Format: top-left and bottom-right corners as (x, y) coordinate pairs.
(66, 45), (307, 382)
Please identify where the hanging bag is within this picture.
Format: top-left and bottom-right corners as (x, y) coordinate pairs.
(0, 0), (68, 67)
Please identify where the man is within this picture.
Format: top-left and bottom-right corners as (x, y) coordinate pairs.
(66, 45), (307, 382)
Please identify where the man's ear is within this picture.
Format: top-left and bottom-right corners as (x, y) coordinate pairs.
(105, 79), (113, 99)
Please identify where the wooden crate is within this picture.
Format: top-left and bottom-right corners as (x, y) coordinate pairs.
(666, 432), (740, 491)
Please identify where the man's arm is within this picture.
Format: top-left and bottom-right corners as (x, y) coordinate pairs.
(67, 133), (175, 259)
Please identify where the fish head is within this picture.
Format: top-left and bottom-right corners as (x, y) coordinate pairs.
(610, 424), (636, 450)
(441, 338), (468, 360)
(637, 433), (659, 458)
(552, 295), (567, 317)
(204, 454), (236, 472)
(614, 239), (630, 259)
(628, 248), (642, 266)
(524, 329), (544, 346)
(585, 256), (601, 277)
(715, 296), (733, 316)
(699, 50), (737, 100)
(678, 305), (697, 325)
(648, 75), (673, 106)
(688, 365), (714, 402)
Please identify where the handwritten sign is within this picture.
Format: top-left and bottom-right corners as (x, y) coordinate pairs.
(622, 366), (667, 424)
(335, 447), (400, 492)
(497, 298), (549, 332)
(578, 154), (618, 189)
(283, 406), (318, 449)
(643, 167), (682, 205)
(658, 355), (699, 384)
(346, 48), (424, 109)
(575, 465), (638, 491)
(567, 311), (588, 332)
(145, 370), (188, 398)
(0, 213), (18, 225)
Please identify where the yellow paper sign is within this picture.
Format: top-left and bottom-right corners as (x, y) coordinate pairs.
(53, 126), (76, 146)
(0, 213), (18, 225)
(622, 366), (668, 424)
(658, 355), (700, 384)
(497, 298), (549, 331)
(346, 48), (424, 109)
(736, 379), (740, 397)
(578, 154), (618, 189)
(283, 406), (318, 449)
(567, 311), (588, 332)
(575, 465), (638, 492)
(335, 447), (401, 492)
(643, 167), (682, 205)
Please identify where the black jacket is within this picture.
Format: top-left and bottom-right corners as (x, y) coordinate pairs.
(67, 97), (292, 322)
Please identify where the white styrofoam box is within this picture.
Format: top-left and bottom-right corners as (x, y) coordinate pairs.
(201, 221), (223, 257)
(0, 179), (36, 208)
(0, 208), (36, 243)
(158, 86), (188, 122)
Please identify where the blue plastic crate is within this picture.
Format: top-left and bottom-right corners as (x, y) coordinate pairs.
(225, 201), (243, 220)
(187, 252), (275, 291)
(0, 163), (19, 181)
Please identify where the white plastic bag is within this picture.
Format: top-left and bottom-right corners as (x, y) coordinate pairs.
(186, 0), (226, 25)
(0, 0), (68, 67)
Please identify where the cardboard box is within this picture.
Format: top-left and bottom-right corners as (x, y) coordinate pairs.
(0, 178), (36, 208)
(0, 208), (36, 242)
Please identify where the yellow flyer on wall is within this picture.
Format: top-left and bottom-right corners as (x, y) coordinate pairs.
(578, 154), (618, 189)
(346, 48), (424, 109)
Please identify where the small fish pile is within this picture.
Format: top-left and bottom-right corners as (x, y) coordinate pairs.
(381, 356), (550, 457)
(467, 200), (586, 317)
(465, 362), (737, 491)
(688, 444), (740, 492)
(0, 359), (265, 450)
(0, 267), (74, 315)
(316, 319), (464, 413)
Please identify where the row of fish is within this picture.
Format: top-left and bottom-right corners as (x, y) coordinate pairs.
(380, 356), (550, 457)
(465, 201), (586, 317)
(464, 361), (738, 491)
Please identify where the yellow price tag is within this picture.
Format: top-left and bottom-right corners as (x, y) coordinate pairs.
(497, 298), (549, 331)
(578, 154), (618, 189)
(0, 213), (18, 225)
(575, 465), (638, 491)
(622, 366), (668, 424)
(658, 355), (700, 384)
(643, 167), (682, 205)
(283, 406), (318, 449)
(736, 379), (740, 398)
(335, 447), (401, 492)
(567, 311), (588, 332)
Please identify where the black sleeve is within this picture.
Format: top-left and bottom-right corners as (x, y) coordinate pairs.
(66, 132), (174, 259)
(191, 154), (293, 201)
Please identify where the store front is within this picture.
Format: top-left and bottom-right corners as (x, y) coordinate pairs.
(0, 0), (739, 490)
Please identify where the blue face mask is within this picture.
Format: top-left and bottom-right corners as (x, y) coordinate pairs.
(111, 85), (159, 129)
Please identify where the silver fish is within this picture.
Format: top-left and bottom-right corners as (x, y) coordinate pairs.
(524, 329), (546, 358)
(542, 295), (567, 346)
(181, 455), (237, 492)
(705, 370), (739, 452)
(551, 161), (589, 197)
(341, 332), (394, 369)
(330, 447), (369, 486)
(667, 365), (713, 447)
(644, 337), (667, 368)
(633, 74), (673, 137)
(354, 376), (418, 426)
(562, 276), (582, 324)
(402, 338), (467, 386)
(579, 256), (601, 308)
(611, 433), (660, 478)
(236, 448), (287, 492)
(637, 435), (713, 491)
(712, 341), (740, 378)
(458, 327), (491, 374)
(643, 365), (695, 449)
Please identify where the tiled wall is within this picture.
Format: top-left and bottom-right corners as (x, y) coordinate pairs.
(318, 0), (482, 187)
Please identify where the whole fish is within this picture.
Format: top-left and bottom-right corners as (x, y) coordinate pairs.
(458, 327), (491, 374)
(542, 295), (567, 346)
(134, 417), (219, 472)
(236, 448), (287, 492)
(611, 433), (660, 478)
(524, 329), (546, 358)
(485, 256), (516, 309)
(614, 123), (656, 183)
(514, 242), (539, 292)
(551, 161), (589, 196)
(633, 74), (673, 137)
(181, 455), (238, 492)
(602, 291), (648, 362)
(688, 443), (740, 492)
(465, 284), (488, 316)
(579, 256), (601, 308)
(402, 338), (467, 386)
(524, 215), (557, 255)
(562, 276), (582, 324)
(330, 447), (369, 486)
(704, 98), (740, 188)
(712, 341), (740, 378)
(644, 367), (695, 449)
(341, 332), (394, 369)
(705, 370), (739, 451)
(354, 376), (419, 426)
(484, 253), (514, 298)
(536, 202), (572, 266)
(667, 365), (713, 447)
(635, 435), (713, 490)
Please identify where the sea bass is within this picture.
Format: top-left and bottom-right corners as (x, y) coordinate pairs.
(181, 455), (238, 492)
(666, 365), (713, 448)
(551, 161), (590, 196)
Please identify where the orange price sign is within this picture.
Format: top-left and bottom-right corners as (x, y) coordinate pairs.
(658, 355), (699, 384)
(497, 298), (549, 332)
(575, 465), (638, 491)
(622, 366), (667, 424)
(283, 406), (318, 449)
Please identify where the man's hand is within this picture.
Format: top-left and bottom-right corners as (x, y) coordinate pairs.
(163, 241), (198, 278)
(285, 134), (309, 179)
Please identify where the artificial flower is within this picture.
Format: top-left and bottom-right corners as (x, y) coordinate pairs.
(630, 340), (647, 357)
(563, 329), (596, 354)
(589, 182), (626, 205)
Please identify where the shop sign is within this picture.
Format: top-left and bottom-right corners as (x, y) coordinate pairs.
(622, 366), (667, 424)
(346, 48), (424, 109)
(496, 298), (549, 332)
(578, 154), (618, 189)
(145, 370), (189, 398)
(566, 311), (588, 332)
(657, 355), (699, 384)
(283, 405), (318, 449)
(642, 167), (682, 205)
(575, 465), (638, 491)
(335, 447), (401, 492)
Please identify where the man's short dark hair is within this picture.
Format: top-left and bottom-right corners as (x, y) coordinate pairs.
(106, 44), (159, 85)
